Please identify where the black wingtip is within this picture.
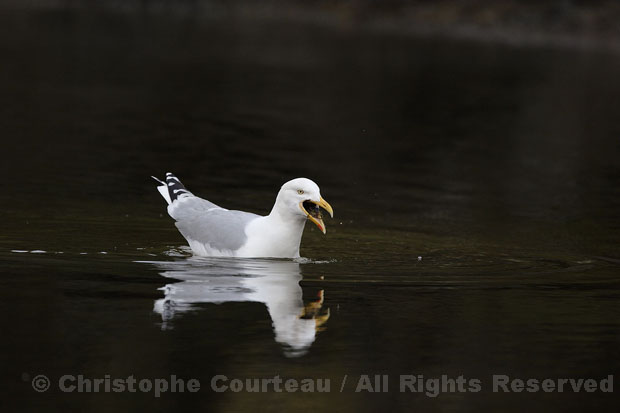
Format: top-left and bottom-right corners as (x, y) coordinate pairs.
(164, 173), (191, 202)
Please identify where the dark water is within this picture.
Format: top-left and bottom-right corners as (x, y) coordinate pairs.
(2, 10), (620, 412)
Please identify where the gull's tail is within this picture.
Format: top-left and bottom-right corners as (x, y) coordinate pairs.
(151, 172), (193, 205)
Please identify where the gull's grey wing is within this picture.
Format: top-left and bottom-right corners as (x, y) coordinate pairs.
(169, 196), (259, 252)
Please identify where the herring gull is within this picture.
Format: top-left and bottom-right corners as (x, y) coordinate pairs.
(152, 173), (333, 258)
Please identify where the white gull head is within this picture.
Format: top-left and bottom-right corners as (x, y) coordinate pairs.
(270, 178), (334, 234)
(272, 178), (322, 217)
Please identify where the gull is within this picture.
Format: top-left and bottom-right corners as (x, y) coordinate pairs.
(151, 173), (333, 258)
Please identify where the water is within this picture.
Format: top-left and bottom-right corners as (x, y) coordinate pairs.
(2, 10), (620, 412)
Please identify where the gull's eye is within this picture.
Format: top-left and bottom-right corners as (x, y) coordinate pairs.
(297, 189), (305, 195)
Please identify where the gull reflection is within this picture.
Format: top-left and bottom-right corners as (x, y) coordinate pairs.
(147, 257), (329, 357)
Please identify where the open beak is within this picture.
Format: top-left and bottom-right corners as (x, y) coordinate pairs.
(299, 197), (334, 234)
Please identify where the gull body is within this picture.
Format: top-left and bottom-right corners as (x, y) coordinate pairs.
(152, 173), (333, 258)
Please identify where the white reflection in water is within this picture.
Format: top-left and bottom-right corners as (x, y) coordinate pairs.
(144, 257), (329, 357)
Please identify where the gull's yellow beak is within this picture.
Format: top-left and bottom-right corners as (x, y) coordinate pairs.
(299, 197), (334, 234)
